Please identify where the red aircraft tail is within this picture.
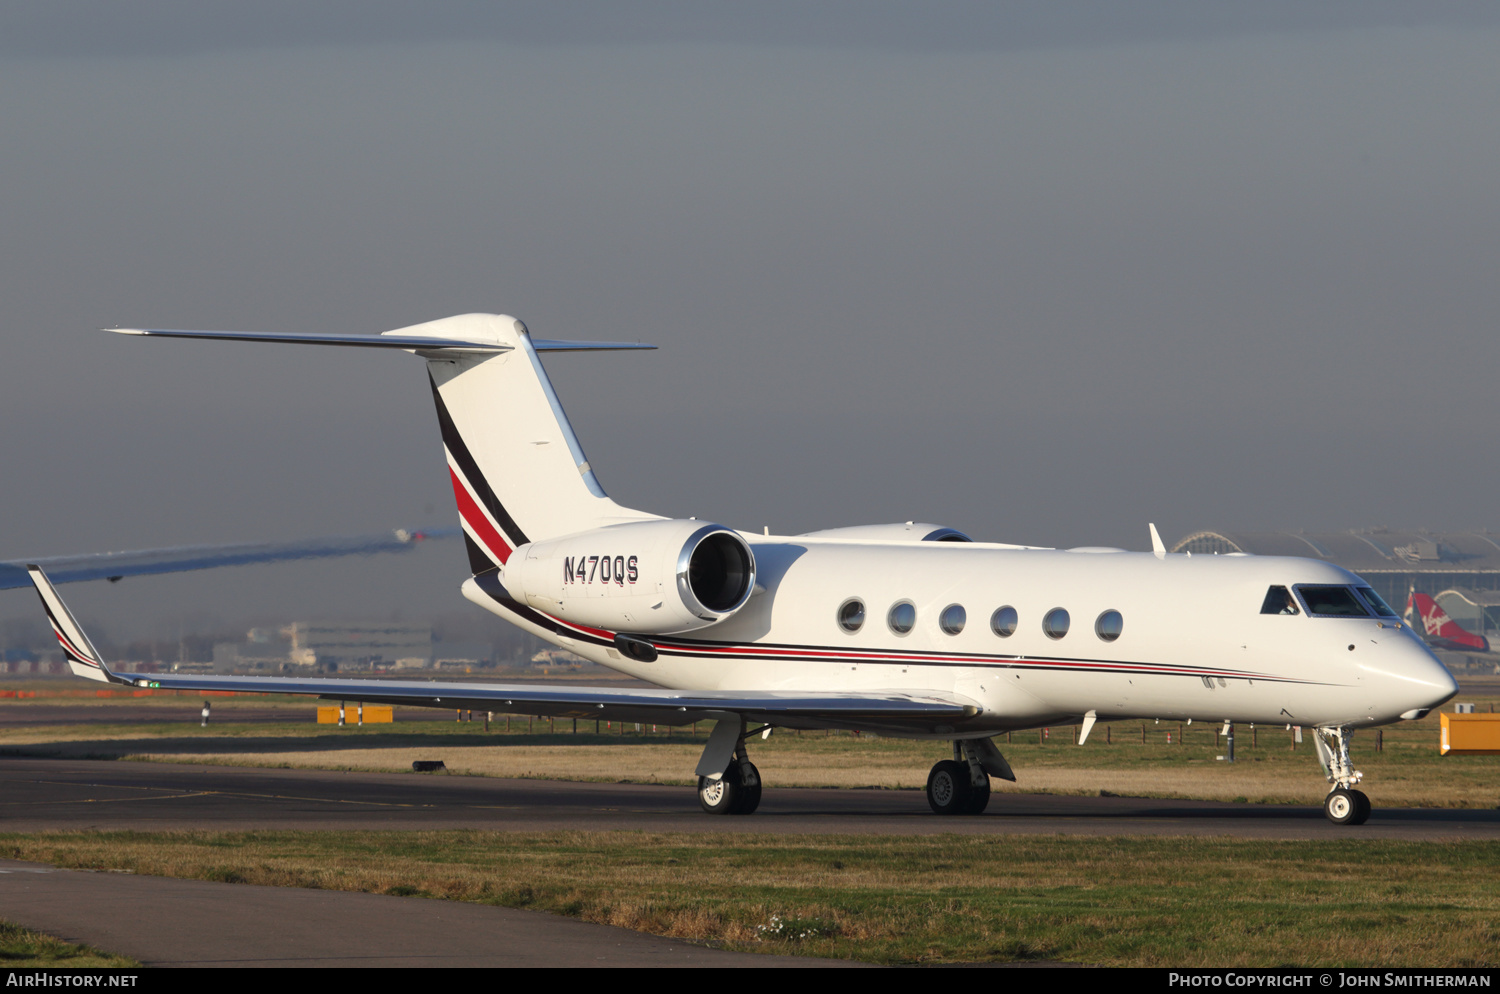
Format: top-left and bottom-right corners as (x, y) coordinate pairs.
(1405, 589), (1489, 653)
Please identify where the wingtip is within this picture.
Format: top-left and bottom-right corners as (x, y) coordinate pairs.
(106, 328), (149, 336)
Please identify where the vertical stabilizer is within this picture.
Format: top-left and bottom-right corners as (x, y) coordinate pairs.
(391, 314), (659, 572)
(1406, 589), (1489, 653)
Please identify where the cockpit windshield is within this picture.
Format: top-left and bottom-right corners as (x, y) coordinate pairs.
(1296, 585), (1372, 618)
(1355, 586), (1400, 618)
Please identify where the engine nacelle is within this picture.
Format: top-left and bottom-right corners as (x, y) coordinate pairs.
(500, 519), (756, 635)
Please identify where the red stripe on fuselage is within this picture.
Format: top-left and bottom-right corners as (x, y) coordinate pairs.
(449, 467), (513, 564)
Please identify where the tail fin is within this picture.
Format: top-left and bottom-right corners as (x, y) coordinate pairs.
(1407, 588), (1489, 653)
(28, 566), (124, 684)
(395, 315), (660, 573)
(111, 314), (662, 575)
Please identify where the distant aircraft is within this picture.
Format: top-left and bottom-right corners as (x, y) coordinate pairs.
(0, 527), (455, 591)
(29, 314), (1458, 826)
(1404, 589), (1491, 655)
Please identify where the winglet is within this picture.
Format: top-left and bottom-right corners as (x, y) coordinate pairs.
(27, 566), (125, 684)
(1149, 523), (1166, 558)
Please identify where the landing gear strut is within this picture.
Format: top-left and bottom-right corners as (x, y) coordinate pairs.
(1313, 726), (1370, 826)
(926, 740), (994, 815)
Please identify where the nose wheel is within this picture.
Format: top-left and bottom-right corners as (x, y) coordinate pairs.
(1323, 787), (1370, 826)
(1314, 726), (1372, 825)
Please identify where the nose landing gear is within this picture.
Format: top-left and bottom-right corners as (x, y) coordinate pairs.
(1313, 726), (1370, 825)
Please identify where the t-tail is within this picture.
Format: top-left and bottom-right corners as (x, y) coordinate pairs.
(1404, 588), (1489, 653)
(111, 314), (661, 575)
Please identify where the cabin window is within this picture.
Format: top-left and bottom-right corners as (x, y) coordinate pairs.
(1260, 586), (1299, 615)
(990, 606), (1018, 638)
(1355, 587), (1399, 618)
(1095, 609), (1123, 642)
(1296, 585), (1371, 618)
(1043, 607), (1070, 640)
(888, 601), (916, 636)
(940, 604), (966, 635)
(837, 598), (865, 633)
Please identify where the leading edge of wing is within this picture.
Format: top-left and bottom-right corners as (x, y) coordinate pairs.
(101, 671), (980, 728)
(0, 527), (458, 590)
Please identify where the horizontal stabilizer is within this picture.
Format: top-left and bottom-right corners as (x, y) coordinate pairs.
(109, 328), (654, 354)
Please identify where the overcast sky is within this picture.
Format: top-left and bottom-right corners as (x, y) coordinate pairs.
(3, 3), (1499, 639)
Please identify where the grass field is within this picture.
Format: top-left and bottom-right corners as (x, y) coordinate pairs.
(0, 919), (138, 968)
(4, 830), (1497, 967)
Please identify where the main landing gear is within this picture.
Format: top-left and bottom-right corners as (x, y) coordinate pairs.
(695, 718), (762, 815)
(1313, 726), (1370, 826)
(698, 757), (762, 815)
(926, 739), (1011, 815)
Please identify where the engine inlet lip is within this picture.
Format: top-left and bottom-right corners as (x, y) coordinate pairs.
(675, 524), (757, 620)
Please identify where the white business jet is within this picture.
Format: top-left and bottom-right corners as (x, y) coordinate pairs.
(29, 314), (1457, 824)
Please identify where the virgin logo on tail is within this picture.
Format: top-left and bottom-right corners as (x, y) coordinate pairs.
(1405, 590), (1489, 653)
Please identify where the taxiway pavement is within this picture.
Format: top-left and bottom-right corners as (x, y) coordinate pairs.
(2, 756), (1496, 839)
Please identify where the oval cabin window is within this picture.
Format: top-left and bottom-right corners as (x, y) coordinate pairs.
(991, 606), (1018, 638)
(838, 598), (865, 633)
(1095, 609), (1123, 642)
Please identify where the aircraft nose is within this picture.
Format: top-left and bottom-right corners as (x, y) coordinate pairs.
(1394, 640), (1460, 719)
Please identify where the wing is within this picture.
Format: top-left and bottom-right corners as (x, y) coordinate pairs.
(0, 527), (456, 590)
(28, 566), (980, 733)
(111, 328), (654, 354)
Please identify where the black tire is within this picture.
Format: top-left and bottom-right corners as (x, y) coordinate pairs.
(1348, 789), (1371, 826)
(964, 773), (991, 815)
(698, 769), (740, 815)
(734, 762), (762, 815)
(1324, 787), (1361, 825)
(926, 760), (973, 815)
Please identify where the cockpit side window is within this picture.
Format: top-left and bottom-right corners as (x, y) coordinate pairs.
(1296, 585), (1371, 617)
(1355, 587), (1399, 619)
(1260, 586), (1299, 615)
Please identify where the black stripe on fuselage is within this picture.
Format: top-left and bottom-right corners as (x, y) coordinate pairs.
(470, 570), (1319, 685)
(471, 569), (615, 647)
(644, 644), (1322, 683)
(427, 371), (531, 553)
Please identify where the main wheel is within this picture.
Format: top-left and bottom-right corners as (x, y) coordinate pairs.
(734, 762), (762, 815)
(963, 773), (991, 815)
(698, 769), (741, 815)
(1348, 788), (1371, 825)
(926, 760), (973, 815)
(1324, 787), (1363, 825)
